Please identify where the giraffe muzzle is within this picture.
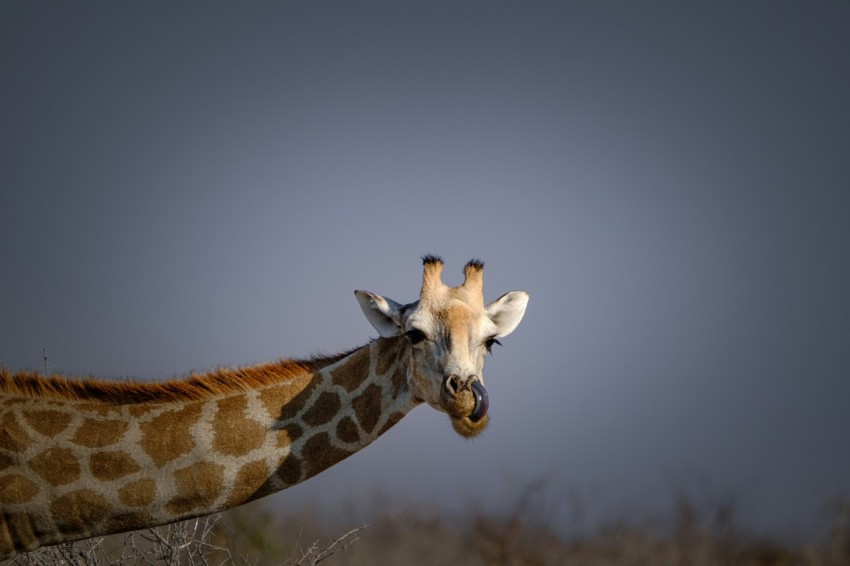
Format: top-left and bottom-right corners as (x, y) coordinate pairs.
(441, 374), (489, 422)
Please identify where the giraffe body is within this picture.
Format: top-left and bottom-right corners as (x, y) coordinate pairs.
(0, 257), (528, 558)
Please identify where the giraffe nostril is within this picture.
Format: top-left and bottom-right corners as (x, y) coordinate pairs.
(444, 374), (461, 395)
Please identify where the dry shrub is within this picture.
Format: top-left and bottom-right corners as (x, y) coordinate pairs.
(5, 490), (850, 565)
(2, 511), (363, 566)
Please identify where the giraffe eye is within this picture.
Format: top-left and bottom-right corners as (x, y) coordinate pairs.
(405, 329), (428, 345)
(485, 337), (502, 354)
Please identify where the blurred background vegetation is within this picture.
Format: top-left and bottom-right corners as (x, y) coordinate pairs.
(6, 483), (850, 565)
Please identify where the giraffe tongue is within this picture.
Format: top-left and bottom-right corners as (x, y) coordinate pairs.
(469, 380), (489, 422)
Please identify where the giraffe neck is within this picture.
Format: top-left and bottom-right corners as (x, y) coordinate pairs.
(0, 336), (415, 558)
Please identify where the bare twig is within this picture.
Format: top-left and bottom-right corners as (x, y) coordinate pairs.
(4, 512), (364, 566)
(290, 524), (367, 566)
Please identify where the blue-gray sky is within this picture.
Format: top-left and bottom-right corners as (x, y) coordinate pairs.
(2, 2), (849, 536)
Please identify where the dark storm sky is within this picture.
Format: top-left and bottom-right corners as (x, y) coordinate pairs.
(2, 2), (849, 535)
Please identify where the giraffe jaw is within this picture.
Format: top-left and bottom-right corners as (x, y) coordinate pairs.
(450, 413), (490, 437)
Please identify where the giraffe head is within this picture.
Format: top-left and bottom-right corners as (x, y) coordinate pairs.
(355, 256), (529, 437)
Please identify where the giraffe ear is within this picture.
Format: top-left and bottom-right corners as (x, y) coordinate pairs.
(355, 290), (407, 337)
(486, 291), (529, 338)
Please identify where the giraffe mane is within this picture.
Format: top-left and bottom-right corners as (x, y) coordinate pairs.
(0, 347), (360, 404)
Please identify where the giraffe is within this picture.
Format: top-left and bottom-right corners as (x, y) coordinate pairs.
(0, 256), (529, 558)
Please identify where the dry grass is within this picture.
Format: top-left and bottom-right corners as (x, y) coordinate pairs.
(4, 491), (849, 565)
(4, 515), (233, 566)
(2, 513), (364, 566)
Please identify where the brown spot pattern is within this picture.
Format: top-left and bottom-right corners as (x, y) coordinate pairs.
(118, 479), (157, 508)
(128, 404), (159, 418)
(390, 365), (407, 399)
(76, 403), (121, 417)
(0, 411), (32, 452)
(139, 403), (201, 468)
(0, 474), (39, 504)
(22, 410), (71, 437)
(379, 412), (406, 435)
(103, 512), (153, 535)
(276, 453), (302, 485)
(51, 490), (111, 536)
(276, 426), (295, 447)
(330, 347), (371, 392)
(335, 416), (360, 444)
(375, 338), (400, 376)
(71, 418), (128, 448)
(28, 446), (79, 486)
(213, 396), (266, 457)
(90, 451), (140, 481)
(0, 452), (15, 472)
(302, 433), (353, 478)
(301, 391), (341, 427)
(1, 513), (37, 555)
(352, 384), (382, 434)
(225, 459), (270, 508)
(165, 461), (224, 515)
(259, 374), (315, 421)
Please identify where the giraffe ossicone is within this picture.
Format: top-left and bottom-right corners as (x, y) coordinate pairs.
(0, 256), (528, 558)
